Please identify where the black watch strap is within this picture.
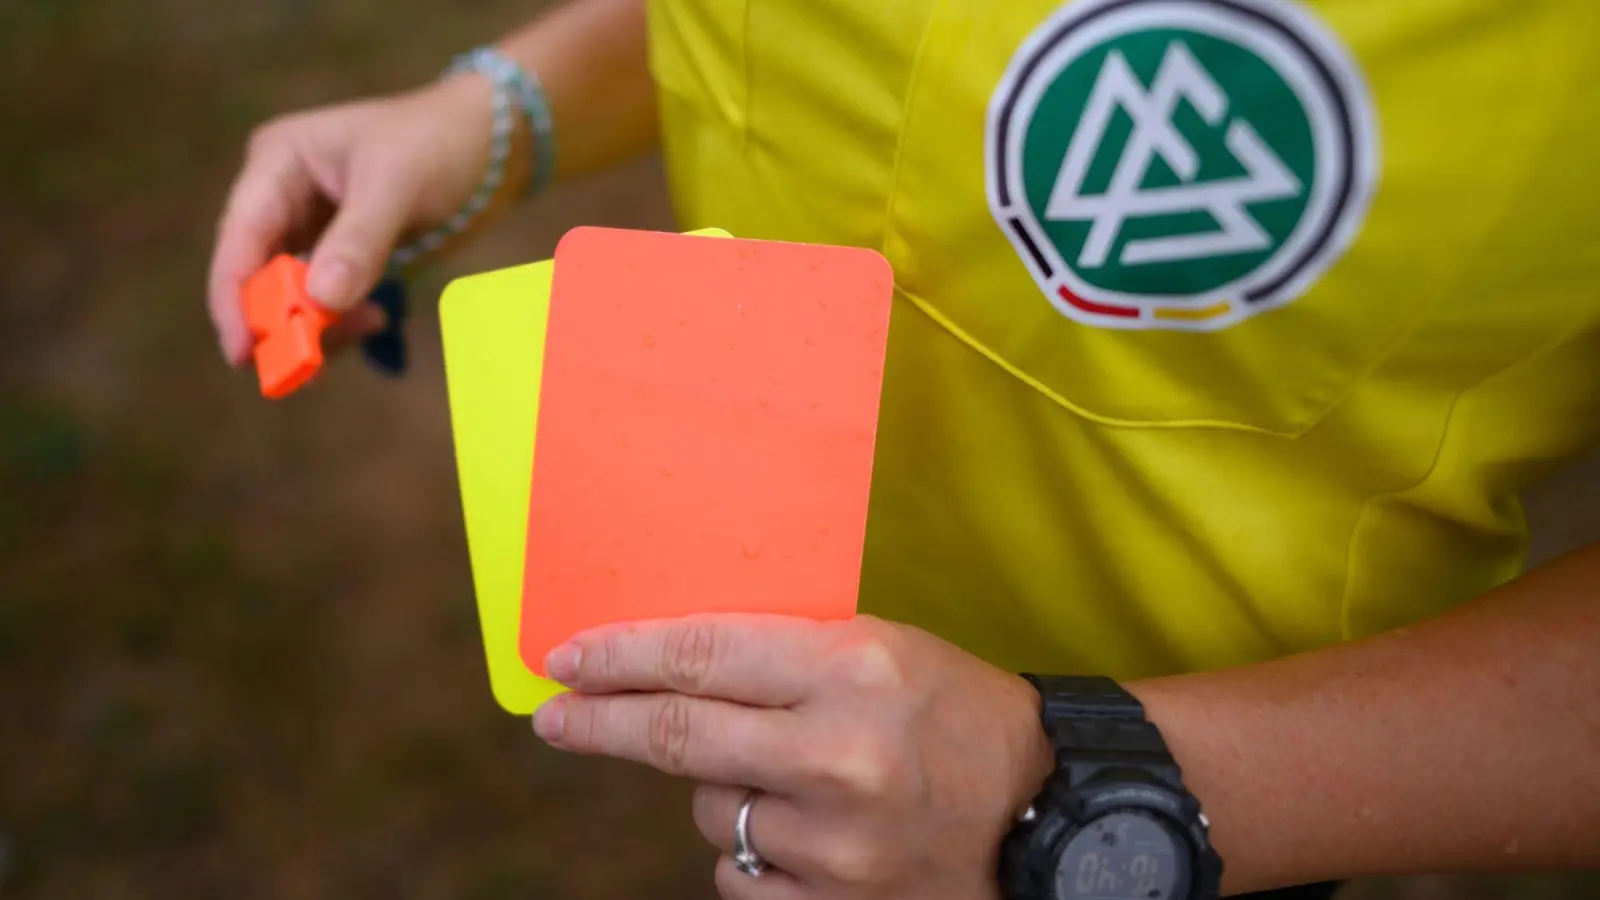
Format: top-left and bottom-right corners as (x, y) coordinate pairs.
(1008, 675), (1222, 900)
(1024, 674), (1145, 720)
(1022, 674), (1174, 761)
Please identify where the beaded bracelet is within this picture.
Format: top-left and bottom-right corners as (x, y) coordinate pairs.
(360, 48), (556, 377)
(493, 50), (558, 199)
(448, 46), (558, 200)
(387, 47), (557, 270)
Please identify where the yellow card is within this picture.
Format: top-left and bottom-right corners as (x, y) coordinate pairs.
(438, 228), (732, 714)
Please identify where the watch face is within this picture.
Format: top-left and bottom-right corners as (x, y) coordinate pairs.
(1052, 811), (1187, 900)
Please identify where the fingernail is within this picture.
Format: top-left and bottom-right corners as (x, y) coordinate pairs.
(546, 644), (581, 683)
(533, 698), (566, 742)
(306, 258), (354, 307)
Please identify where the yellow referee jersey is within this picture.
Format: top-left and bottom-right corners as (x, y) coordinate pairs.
(643, 0), (1600, 678)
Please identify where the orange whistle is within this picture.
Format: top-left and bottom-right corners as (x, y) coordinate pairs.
(242, 255), (338, 399)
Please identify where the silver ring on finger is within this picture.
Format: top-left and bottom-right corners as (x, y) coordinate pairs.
(732, 788), (768, 878)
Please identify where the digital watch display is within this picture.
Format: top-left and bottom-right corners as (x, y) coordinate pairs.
(1052, 811), (1187, 900)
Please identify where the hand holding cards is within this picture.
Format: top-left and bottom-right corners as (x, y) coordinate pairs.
(440, 227), (894, 712)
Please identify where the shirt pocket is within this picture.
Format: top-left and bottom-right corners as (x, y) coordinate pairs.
(646, 0), (749, 133)
(881, 0), (1586, 435)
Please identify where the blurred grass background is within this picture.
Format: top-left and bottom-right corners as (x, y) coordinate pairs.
(0, 1), (1595, 898)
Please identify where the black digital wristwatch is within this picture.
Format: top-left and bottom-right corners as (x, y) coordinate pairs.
(1000, 675), (1222, 900)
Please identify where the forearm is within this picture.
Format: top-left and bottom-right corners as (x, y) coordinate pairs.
(496, 0), (657, 181)
(1129, 543), (1600, 895)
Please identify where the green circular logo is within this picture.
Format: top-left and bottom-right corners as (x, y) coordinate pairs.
(988, 0), (1379, 331)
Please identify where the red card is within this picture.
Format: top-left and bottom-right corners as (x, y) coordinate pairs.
(518, 227), (894, 676)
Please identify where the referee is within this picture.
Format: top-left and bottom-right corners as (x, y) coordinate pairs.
(206, 1), (1600, 898)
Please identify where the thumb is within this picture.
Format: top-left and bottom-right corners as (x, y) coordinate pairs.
(305, 162), (415, 312)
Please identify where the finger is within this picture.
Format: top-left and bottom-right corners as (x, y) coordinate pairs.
(699, 785), (904, 890)
(714, 855), (809, 900)
(208, 139), (313, 366)
(305, 157), (414, 312)
(693, 785), (821, 878)
(549, 614), (835, 706)
(535, 692), (809, 791)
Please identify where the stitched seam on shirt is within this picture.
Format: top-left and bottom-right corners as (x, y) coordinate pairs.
(1337, 308), (1600, 641)
(878, 0), (946, 259)
(737, 0), (752, 148)
(1335, 390), (1462, 642)
(898, 285), (1284, 433)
